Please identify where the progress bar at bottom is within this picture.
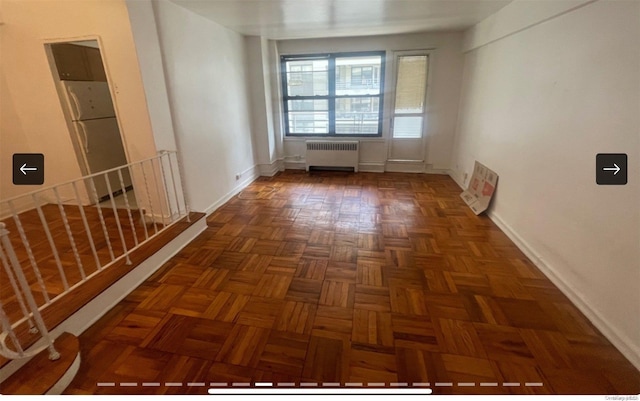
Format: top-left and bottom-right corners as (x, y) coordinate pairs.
(207, 388), (433, 395)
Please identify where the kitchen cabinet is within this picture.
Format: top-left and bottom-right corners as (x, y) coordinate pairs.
(51, 44), (107, 82)
(85, 47), (107, 81)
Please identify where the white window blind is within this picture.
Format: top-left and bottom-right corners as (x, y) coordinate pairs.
(392, 55), (428, 139)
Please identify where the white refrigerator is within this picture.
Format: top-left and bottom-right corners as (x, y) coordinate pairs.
(63, 81), (132, 202)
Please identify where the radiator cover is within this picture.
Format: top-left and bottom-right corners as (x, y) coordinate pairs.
(305, 140), (359, 172)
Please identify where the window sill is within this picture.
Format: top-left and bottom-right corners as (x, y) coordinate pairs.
(283, 137), (387, 142)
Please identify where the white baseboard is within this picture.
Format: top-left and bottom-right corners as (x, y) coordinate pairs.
(385, 161), (426, 173)
(449, 169), (466, 188)
(358, 162), (385, 173)
(448, 171), (640, 371)
(258, 160), (283, 177)
(284, 161), (306, 170)
(203, 169), (260, 216)
(425, 165), (451, 175)
(0, 216), (207, 382)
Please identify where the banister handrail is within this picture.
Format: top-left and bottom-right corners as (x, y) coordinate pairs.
(0, 150), (177, 205)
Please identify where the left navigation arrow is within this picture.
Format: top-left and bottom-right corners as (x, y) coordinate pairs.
(13, 153), (45, 185)
(20, 163), (38, 175)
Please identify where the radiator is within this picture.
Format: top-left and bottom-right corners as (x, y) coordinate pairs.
(305, 140), (359, 172)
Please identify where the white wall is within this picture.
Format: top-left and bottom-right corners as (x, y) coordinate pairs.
(275, 32), (465, 172)
(451, 0), (640, 368)
(151, 0), (257, 213)
(125, 0), (177, 153)
(463, 0), (594, 52)
(1, 0), (158, 214)
(246, 36), (278, 175)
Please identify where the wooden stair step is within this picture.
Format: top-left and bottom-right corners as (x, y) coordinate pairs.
(0, 332), (80, 395)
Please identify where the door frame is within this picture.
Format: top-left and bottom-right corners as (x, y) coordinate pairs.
(43, 35), (131, 172)
(44, 35), (132, 203)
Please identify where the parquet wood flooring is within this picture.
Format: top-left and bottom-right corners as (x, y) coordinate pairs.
(59, 171), (639, 395)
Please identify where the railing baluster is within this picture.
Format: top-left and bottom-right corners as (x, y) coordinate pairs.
(0, 302), (25, 358)
(72, 182), (102, 272)
(150, 159), (167, 228)
(0, 224), (60, 361)
(166, 152), (182, 219)
(7, 201), (50, 304)
(0, 240), (37, 332)
(31, 194), (68, 292)
(88, 177), (115, 263)
(117, 169), (138, 247)
(128, 164), (149, 241)
(174, 150), (191, 222)
(53, 187), (86, 281)
(158, 152), (174, 223)
(140, 162), (159, 235)
(104, 172), (132, 265)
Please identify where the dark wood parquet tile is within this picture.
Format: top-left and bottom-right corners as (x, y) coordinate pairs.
(201, 291), (250, 321)
(275, 301), (316, 334)
(348, 343), (398, 383)
(215, 324), (270, 367)
(352, 309), (393, 347)
(237, 296), (284, 329)
(312, 305), (353, 338)
(392, 313), (440, 352)
(58, 171), (640, 395)
(104, 309), (165, 346)
(158, 355), (213, 395)
(302, 335), (350, 383)
(354, 285), (391, 312)
(257, 330), (309, 377)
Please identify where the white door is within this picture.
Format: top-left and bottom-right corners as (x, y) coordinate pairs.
(388, 52), (430, 163)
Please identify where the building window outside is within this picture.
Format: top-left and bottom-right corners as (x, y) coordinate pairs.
(281, 52), (385, 136)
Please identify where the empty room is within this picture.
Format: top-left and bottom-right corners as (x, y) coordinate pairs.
(0, 0), (638, 397)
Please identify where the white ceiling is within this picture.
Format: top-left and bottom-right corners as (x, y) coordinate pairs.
(170, 0), (512, 40)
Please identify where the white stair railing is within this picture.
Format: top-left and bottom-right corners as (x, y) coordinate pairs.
(0, 150), (189, 361)
(0, 224), (59, 361)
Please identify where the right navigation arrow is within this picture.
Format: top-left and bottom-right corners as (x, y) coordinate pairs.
(602, 163), (621, 175)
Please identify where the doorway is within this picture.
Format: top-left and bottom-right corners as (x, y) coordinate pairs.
(47, 40), (133, 206)
(387, 51), (430, 165)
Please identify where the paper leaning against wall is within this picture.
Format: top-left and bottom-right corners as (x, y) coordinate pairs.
(460, 161), (498, 215)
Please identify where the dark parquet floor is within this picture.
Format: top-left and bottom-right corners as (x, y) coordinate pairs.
(61, 171), (640, 394)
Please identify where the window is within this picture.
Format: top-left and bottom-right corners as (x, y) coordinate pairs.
(281, 52), (385, 136)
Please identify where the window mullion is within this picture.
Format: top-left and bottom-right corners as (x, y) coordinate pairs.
(281, 56), (290, 135)
(328, 56), (336, 135)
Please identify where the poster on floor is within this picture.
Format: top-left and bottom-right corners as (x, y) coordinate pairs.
(460, 161), (498, 215)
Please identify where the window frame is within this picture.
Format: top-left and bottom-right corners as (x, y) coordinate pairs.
(281, 51), (386, 137)
(390, 53), (430, 140)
